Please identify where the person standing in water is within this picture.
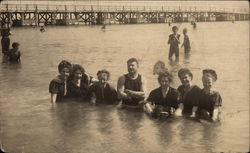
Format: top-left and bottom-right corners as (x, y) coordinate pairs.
(49, 60), (72, 103)
(197, 69), (222, 121)
(191, 20), (197, 29)
(67, 64), (92, 100)
(90, 69), (118, 105)
(117, 58), (147, 108)
(101, 24), (106, 32)
(175, 68), (201, 117)
(8, 42), (21, 63)
(144, 70), (179, 118)
(40, 26), (45, 32)
(181, 28), (191, 54)
(1, 24), (11, 62)
(168, 26), (180, 61)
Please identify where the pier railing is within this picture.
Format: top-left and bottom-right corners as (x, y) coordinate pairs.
(0, 4), (248, 14)
(0, 4), (249, 26)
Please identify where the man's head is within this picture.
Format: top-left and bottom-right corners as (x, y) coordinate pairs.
(127, 58), (139, 75)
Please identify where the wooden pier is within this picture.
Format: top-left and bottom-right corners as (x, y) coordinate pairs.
(0, 4), (249, 26)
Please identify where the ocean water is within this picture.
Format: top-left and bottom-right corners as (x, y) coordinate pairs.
(0, 21), (249, 153)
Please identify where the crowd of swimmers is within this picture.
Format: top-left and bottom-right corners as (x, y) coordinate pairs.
(49, 58), (222, 122)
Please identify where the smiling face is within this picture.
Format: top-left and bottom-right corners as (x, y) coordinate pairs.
(159, 76), (170, 89)
(74, 69), (83, 80)
(98, 73), (109, 85)
(127, 61), (138, 75)
(179, 74), (192, 87)
(60, 67), (70, 80)
(202, 75), (214, 90)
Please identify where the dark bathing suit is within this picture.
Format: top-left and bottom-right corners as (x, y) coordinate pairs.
(8, 49), (21, 62)
(168, 34), (180, 58)
(122, 74), (144, 106)
(147, 87), (179, 109)
(90, 83), (118, 105)
(177, 85), (201, 114)
(67, 73), (91, 100)
(197, 89), (222, 117)
(183, 35), (191, 53)
(49, 76), (66, 102)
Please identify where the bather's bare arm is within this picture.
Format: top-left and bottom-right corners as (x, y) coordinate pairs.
(212, 106), (220, 121)
(124, 75), (147, 100)
(51, 93), (57, 103)
(117, 75), (131, 100)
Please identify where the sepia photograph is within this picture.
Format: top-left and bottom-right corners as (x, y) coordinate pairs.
(0, 0), (249, 152)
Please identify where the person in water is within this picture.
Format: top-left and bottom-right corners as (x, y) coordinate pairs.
(90, 69), (118, 105)
(197, 69), (222, 121)
(168, 26), (180, 61)
(191, 21), (197, 29)
(1, 24), (11, 62)
(117, 58), (147, 108)
(8, 42), (21, 63)
(40, 26), (45, 32)
(49, 60), (72, 103)
(175, 68), (201, 117)
(168, 19), (171, 26)
(181, 28), (191, 54)
(153, 60), (168, 75)
(67, 64), (92, 100)
(145, 70), (179, 118)
(101, 24), (106, 31)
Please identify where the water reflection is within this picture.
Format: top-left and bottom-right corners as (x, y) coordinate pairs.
(51, 102), (88, 134)
(199, 122), (221, 152)
(95, 105), (115, 134)
(154, 119), (175, 146)
(184, 53), (191, 61)
(117, 108), (144, 144)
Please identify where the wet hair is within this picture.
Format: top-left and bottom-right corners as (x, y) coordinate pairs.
(172, 26), (178, 32)
(202, 69), (217, 81)
(72, 64), (85, 75)
(58, 60), (72, 73)
(183, 28), (187, 33)
(178, 68), (193, 79)
(127, 58), (139, 65)
(158, 70), (173, 83)
(97, 69), (110, 80)
(12, 42), (20, 48)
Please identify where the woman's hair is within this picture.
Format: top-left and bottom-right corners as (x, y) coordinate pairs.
(97, 69), (110, 80)
(58, 60), (72, 73)
(72, 64), (85, 75)
(158, 70), (173, 83)
(178, 68), (193, 79)
(202, 69), (217, 81)
(183, 28), (187, 33)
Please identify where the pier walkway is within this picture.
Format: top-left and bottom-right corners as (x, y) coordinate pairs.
(0, 4), (249, 26)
